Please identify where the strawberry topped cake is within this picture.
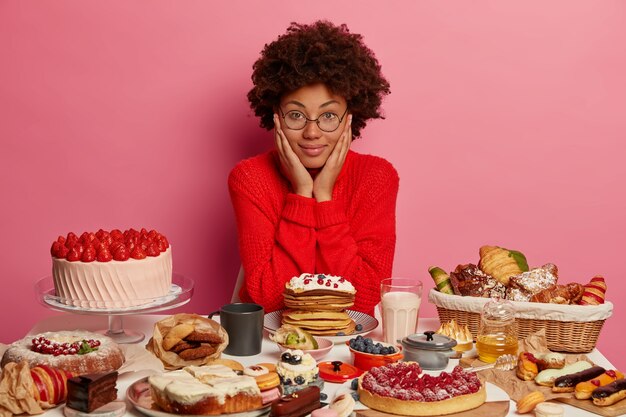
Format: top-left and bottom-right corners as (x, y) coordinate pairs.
(50, 228), (172, 308)
(358, 362), (486, 416)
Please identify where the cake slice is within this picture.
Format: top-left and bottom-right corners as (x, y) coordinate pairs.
(66, 371), (118, 412)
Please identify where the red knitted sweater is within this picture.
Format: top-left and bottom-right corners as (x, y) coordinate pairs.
(228, 149), (399, 315)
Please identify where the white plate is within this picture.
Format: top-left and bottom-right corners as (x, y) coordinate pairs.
(127, 378), (271, 417)
(263, 309), (378, 344)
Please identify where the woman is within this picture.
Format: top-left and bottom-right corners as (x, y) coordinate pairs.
(229, 21), (398, 315)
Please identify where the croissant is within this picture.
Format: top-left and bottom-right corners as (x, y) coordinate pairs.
(478, 245), (529, 286)
(530, 283), (584, 304)
(579, 276), (607, 305)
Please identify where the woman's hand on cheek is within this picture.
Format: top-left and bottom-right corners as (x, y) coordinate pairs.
(274, 114), (313, 197)
(313, 115), (352, 202)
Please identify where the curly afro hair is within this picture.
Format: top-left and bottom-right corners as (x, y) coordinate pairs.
(247, 20), (390, 138)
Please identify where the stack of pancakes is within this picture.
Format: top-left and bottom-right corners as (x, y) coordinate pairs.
(281, 274), (356, 336)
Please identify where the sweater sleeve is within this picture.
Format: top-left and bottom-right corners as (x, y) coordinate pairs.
(315, 161), (399, 315)
(228, 165), (316, 312)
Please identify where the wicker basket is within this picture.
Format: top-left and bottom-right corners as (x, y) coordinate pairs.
(428, 288), (613, 353)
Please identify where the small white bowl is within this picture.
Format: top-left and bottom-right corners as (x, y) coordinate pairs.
(277, 336), (333, 361)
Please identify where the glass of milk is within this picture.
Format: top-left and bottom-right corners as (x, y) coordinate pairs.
(379, 278), (423, 344)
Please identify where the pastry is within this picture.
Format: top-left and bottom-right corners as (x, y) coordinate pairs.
(243, 365), (281, 391)
(204, 359), (244, 373)
(276, 350), (323, 395)
(358, 362), (486, 416)
(536, 353), (565, 370)
(579, 276), (607, 305)
(535, 361), (592, 387)
(270, 386), (322, 417)
(552, 366), (605, 393)
(448, 264), (506, 298)
(329, 393), (356, 417)
(184, 364), (238, 382)
(148, 367), (262, 414)
(146, 314), (228, 370)
(270, 324), (318, 350)
(530, 283), (584, 304)
(66, 371), (118, 412)
(506, 264), (558, 302)
(592, 378), (626, 406)
(516, 352), (539, 381)
(1, 331), (124, 376)
(516, 390), (545, 413)
(575, 370), (623, 400)
(478, 245), (529, 286)
(0, 361), (74, 415)
(163, 324), (196, 350)
(436, 320), (473, 352)
(51, 228), (172, 308)
(428, 266), (454, 295)
(259, 387), (281, 405)
(534, 402), (564, 417)
(311, 409), (338, 417)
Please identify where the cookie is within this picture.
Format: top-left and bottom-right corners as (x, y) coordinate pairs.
(178, 345), (216, 360)
(163, 323), (195, 351)
(185, 330), (223, 344)
(170, 340), (201, 353)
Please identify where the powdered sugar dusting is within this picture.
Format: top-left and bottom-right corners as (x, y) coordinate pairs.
(1, 330), (124, 375)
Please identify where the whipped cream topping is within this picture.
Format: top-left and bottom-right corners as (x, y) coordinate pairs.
(185, 365), (238, 381)
(286, 273), (355, 293)
(148, 366), (260, 405)
(276, 349), (319, 384)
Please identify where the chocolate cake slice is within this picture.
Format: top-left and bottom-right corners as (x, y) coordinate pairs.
(66, 371), (118, 412)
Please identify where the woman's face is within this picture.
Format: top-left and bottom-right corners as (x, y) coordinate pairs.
(277, 83), (348, 169)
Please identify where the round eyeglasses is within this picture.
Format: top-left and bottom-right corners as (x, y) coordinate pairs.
(279, 107), (348, 132)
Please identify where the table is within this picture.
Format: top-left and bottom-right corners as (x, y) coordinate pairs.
(28, 313), (617, 417)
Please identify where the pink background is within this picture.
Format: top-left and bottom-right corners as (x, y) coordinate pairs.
(1, 1), (624, 369)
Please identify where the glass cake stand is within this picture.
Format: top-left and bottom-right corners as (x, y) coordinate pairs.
(34, 273), (194, 344)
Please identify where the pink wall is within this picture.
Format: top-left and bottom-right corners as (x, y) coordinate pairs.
(1, 1), (624, 369)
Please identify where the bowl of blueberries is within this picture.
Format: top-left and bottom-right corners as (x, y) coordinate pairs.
(347, 335), (403, 371)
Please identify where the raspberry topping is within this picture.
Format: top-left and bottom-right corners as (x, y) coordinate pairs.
(361, 362), (481, 401)
(31, 336), (100, 356)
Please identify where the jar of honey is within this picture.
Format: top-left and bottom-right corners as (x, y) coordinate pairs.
(476, 298), (518, 363)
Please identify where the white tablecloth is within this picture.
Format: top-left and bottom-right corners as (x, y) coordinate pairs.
(27, 313), (617, 417)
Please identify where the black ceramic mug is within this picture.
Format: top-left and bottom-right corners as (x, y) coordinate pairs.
(208, 303), (264, 356)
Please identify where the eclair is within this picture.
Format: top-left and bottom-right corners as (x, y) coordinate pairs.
(552, 366), (605, 393)
(592, 378), (626, 407)
(575, 370), (623, 400)
(535, 361), (592, 387)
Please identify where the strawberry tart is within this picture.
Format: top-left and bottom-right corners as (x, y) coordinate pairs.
(50, 228), (172, 308)
(1, 330), (124, 376)
(358, 362), (486, 416)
